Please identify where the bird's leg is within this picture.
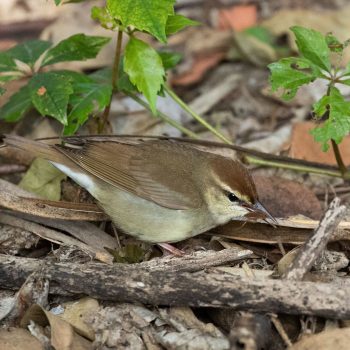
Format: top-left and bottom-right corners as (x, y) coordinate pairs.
(157, 243), (185, 256)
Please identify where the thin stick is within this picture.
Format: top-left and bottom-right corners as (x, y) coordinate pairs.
(127, 93), (199, 139)
(164, 84), (232, 144)
(98, 29), (123, 133)
(282, 197), (346, 280)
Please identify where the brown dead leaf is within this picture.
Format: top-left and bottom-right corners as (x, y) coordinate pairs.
(171, 51), (225, 86)
(289, 122), (350, 166)
(60, 298), (99, 341)
(253, 175), (322, 219)
(0, 328), (43, 350)
(21, 304), (92, 350)
(218, 5), (257, 31)
(290, 327), (350, 350)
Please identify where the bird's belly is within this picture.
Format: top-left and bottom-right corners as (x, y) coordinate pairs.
(97, 186), (212, 243)
(51, 162), (215, 243)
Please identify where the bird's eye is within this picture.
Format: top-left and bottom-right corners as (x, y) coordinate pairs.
(228, 192), (239, 202)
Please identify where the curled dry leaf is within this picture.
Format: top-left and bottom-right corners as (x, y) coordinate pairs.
(0, 328), (44, 350)
(290, 327), (350, 350)
(59, 297), (99, 341)
(21, 304), (92, 350)
(19, 158), (66, 201)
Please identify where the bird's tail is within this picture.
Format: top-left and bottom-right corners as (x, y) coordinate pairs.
(0, 134), (63, 163)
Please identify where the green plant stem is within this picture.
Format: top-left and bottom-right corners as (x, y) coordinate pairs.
(325, 84), (348, 176)
(164, 84), (232, 144)
(127, 92), (199, 139)
(98, 29), (123, 133)
(246, 155), (350, 179)
(331, 139), (347, 175)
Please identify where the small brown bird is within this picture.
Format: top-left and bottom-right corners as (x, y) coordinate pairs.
(1, 135), (274, 245)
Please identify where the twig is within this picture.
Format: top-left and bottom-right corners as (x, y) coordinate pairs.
(282, 198), (346, 280)
(164, 84), (232, 144)
(98, 29), (123, 133)
(1, 255), (350, 319)
(127, 92), (199, 139)
(0, 164), (27, 175)
(331, 139), (348, 176)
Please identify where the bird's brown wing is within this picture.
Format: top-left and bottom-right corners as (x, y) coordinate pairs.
(55, 140), (203, 210)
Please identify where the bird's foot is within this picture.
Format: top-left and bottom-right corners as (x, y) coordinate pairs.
(157, 243), (185, 256)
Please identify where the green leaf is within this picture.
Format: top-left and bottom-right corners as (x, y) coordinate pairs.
(159, 51), (182, 70)
(117, 70), (138, 94)
(29, 72), (73, 125)
(107, 243), (147, 264)
(291, 26), (330, 72)
(91, 6), (119, 30)
(124, 37), (165, 113)
(55, 70), (93, 83)
(0, 52), (22, 82)
(165, 14), (199, 35)
(19, 158), (66, 201)
(89, 67), (112, 84)
(41, 34), (111, 67)
(268, 57), (321, 100)
(7, 40), (52, 67)
(0, 86), (5, 96)
(54, 0), (88, 4)
(0, 85), (32, 122)
(245, 26), (274, 45)
(64, 81), (112, 135)
(0, 52), (17, 72)
(325, 33), (343, 53)
(107, 0), (175, 43)
(311, 87), (350, 151)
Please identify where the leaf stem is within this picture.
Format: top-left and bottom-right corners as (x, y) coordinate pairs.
(331, 139), (347, 175)
(98, 29), (123, 133)
(163, 84), (232, 144)
(126, 92), (199, 139)
(246, 155), (350, 179)
(325, 84), (348, 176)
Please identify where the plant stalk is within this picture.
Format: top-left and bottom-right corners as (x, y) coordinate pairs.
(331, 139), (347, 175)
(164, 84), (232, 144)
(324, 84), (348, 176)
(246, 155), (350, 179)
(127, 92), (199, 139)
(98, 29), (123, 133)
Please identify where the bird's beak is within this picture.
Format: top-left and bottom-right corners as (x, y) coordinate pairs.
(243, 201), (278, 227)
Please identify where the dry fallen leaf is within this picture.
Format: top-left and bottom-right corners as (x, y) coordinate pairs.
(0, 328), (44, 350)
(253, 175), (322, 219)
(21, 304), (92, 350)
(290, 327), (350, 350)
(289, 122), (350, 166)
(19, 158), (66, 201)
(59, 298), (99, 341)
(171, 51), (225, 86)
(217, 5), (257, 31)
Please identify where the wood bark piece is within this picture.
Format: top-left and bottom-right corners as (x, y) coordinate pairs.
(9, 212), (117, 253)
(214, 217), (350, 244)
(0, 254), (350, 319)
(0, 179), (107, 221)
(0, 164), (27, 175)
(283, 198), (346, 280)
(0, 213), (113, 263)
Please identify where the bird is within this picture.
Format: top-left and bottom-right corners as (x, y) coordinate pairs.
(1, 135), (275, 249)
